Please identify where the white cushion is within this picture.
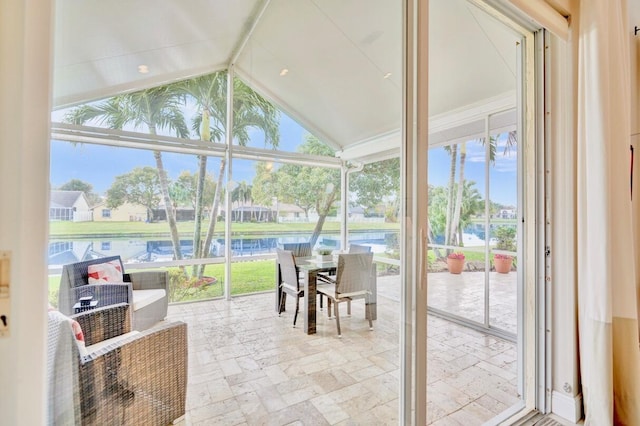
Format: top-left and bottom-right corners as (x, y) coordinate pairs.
(85, 331), (140, 354)
(132, 289), (166, 311)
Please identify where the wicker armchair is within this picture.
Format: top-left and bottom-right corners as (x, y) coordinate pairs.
(58, 256), (169, 330)
(47, 304), (187, 425)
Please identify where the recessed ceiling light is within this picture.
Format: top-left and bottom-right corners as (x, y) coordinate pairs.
(279, 68), (289, 76)
(383, 72), (392, 79)
(138, 65), (149, 74)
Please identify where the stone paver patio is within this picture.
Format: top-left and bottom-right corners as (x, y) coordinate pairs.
(169, 269), (520, 425)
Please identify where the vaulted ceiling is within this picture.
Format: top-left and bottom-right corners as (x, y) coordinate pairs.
(53, 0), (524, 161)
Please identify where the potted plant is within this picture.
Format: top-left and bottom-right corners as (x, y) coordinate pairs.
(446, 252), (465, 274)
(493, 226), (516, 273)
(317, 247), (333, 262)
(493, 253), (513, 273)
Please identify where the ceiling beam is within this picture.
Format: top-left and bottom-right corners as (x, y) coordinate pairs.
(228, 0), (272, 66)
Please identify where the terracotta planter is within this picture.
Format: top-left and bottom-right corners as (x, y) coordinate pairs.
(494, 257), (513, 274)
(446, 258), (465, 274)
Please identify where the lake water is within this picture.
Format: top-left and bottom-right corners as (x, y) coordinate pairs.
(48, 230), (398, 266)
(49, 223), (514, 266)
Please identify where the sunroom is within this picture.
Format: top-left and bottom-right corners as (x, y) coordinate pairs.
(46, 1), (530, 423)
(3, 0), (639, 425)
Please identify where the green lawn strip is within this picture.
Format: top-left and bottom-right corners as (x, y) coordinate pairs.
(426, 247), (487, 262)
(49, 220), (399, 238)
(48, 260), (280, 306)
(51, 249), (504, 307)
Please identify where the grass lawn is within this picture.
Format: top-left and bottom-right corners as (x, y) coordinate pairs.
(167, 260), (279, 301)
(48, 255), (405, 306)
(48, 219), (402, 305)
(49, 219), (399, 238)
(48, 259), (281, 306)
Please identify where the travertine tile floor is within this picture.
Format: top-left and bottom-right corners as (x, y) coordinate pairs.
(168, 273), (519, 425)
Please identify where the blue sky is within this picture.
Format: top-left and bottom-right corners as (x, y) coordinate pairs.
(50, 114), (306, 194)
(428, 136), (518, 206)
(50, 114), (518, 206)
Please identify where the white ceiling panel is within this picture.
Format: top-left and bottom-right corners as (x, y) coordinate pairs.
(234, 0), (402, 149)
(52, 0), (524, 160)
(53, 0), (261, 107)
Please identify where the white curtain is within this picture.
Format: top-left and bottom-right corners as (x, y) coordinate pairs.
(577, 0), (640, 424)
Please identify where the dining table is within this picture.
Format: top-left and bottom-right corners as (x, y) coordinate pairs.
(275, 255), (377, 335)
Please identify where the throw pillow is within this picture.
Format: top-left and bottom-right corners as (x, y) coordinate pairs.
(70, 319), (88, 357)
(48, 308), (88, 357)
(88, 260), (123, 284)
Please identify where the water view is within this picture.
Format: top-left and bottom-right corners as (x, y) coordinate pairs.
(48, 231), (399, 267)
(48, 222), (515, 267)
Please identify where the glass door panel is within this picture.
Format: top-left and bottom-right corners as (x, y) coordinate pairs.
(488, 125), (518, 335)
(427, 139), (487, 323)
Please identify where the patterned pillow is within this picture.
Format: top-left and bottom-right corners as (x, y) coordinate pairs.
(88, 260), (123, 284)
(48, 307), (88, 357)
(70, 319), (84, 343)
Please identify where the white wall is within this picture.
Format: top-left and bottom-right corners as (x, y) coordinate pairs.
(0, 1), (52, 424)
(632, 0), (640, 137)
(630, 0), (640, 304)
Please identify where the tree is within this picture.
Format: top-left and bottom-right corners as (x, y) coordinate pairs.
(441, 130), (517, 252)
(349, 158), (400, 220)
(494, 225), (517, 252)
(58, 179), (101, 206)
(450, 141), (467, 246)
(172, 171), (216, 210)
(250, 162), (277, 219)
(272, 135), (340, 247)
(428, 181), (483, 257)
(443, 144), (458, 248)
(168, 179), (192, 215)
(64, 85), (190, 261)
(180, 72), (279, 277)
(106, 167), (163, 222)
(427, 185), (449, 258)
(231, 181), (255, 221)
(456, 180), (483, 244)
(428, 185), (447, 238)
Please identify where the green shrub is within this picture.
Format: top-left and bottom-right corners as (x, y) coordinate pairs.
(494, 226), (516, 252)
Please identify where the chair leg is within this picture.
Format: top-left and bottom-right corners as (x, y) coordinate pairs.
(327, 298), (332, 318)
(366, 303), (373, 330)
(319, 294), (323, 310)
(278, 291), (286, 315)
(293, 296), (300, 327)
(347, 300), (351, 316)
(335, 301), (341, 337)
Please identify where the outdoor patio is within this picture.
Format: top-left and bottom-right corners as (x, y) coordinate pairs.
(168, 271), (519, 425)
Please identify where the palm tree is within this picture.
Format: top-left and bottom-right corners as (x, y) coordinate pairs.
(168, 180), (192, 218)
(181, 72), (279, 277)
(450, 141), (466, 245)
(64, 86), (189, 261)
(456, 180), (483, 244)
(178, 74), (224, 269)
(443, 144), (458, 248)
(237, 182), (253, 221)
(442, 130), (517, 255)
